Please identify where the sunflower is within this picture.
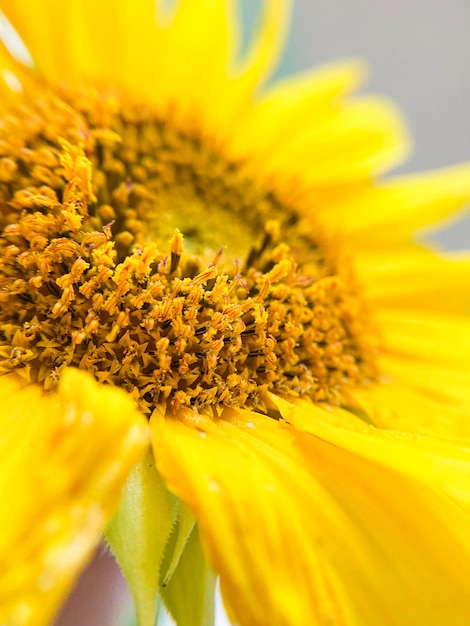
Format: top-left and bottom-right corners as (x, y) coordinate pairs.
(1, 1), (470, 625)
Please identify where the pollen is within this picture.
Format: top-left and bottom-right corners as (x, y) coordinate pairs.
(0, 81), (377, 416)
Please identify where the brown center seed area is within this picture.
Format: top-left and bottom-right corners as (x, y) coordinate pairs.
(0, 82), (376, 416)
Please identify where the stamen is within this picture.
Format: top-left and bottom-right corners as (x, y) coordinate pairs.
(169, 228), (184, 274)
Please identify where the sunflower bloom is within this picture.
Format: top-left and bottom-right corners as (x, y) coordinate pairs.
(1, 1), (470, 625)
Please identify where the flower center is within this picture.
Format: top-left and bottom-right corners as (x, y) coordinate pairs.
(0, 82), (377, 415)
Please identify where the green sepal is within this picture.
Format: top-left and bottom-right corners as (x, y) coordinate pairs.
(160, 525), (216, 626)
(106, 448), (177, 626)
(161, 499), (195, 587)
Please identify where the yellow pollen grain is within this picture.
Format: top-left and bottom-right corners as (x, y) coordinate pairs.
(0, 81), (377, 416)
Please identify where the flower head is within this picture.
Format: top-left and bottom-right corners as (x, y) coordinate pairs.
(1, 2), (470, 626)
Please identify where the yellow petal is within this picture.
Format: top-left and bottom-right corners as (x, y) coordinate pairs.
(231, 59), (367, 156)
(154, 0), (291, 125)
(234, 0), (292, 93)
(325, 163), (470, 247)
(244, 96), (409, 185)
(350, 307), (470, 440)
(0, 0), (247, 124)
(0, 15), (34, 100)
(149, 0), (238, 115)
(353, 362), (470, 440)
(276, 394), (470, 512)
(290, 421), (470, 626)
(356, 248), (470, 312)
(375, 307), (470, 368)
(0, 0), (63, 79)
(0, 0), (177, 90)
(153, 403), (470, 626)
(0, 369), (148, 626)
(151, 407), (335, 626)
